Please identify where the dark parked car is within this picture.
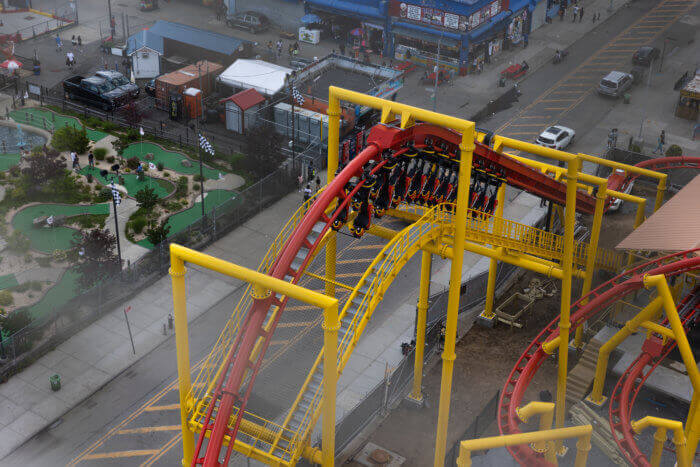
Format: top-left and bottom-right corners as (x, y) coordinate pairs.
(632, 46), (660, 66)
(226, 11), (269, 33)
(63, 76), (127, 110)
(95, 70), (140, 98)
(144, 78), (156, 97)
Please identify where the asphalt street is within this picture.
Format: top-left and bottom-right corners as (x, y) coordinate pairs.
(2, 0), (695, 465)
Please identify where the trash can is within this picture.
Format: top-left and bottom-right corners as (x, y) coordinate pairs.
(623, 93), (630, 104)
(50, 374), (61, 391)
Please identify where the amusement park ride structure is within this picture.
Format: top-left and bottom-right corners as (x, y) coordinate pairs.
(169, 87), (700, 466)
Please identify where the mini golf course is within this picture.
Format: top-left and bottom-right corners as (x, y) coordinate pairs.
(0, 153), (21, 171)
(0, 273), (19, 291)
(12, 203), (111, 254)
(121, 142), (221, 179)
(10, 108), (109, 142)
(137, 189), (236, 248)
(28, 269), (80, 320)
(79, 167), (174, 198)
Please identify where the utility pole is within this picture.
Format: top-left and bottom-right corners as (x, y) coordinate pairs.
(196, 61), (206, 222)
(432, 32), (443, 112)
(110, 183), (123, 268)
(107, 0), (115, 38)
(638, 57), (654, 140)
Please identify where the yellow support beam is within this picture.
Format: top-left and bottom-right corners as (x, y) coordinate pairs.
(631, 416), (690, 467)
(516, 402), (556, 460)
(408, 250), (432, 403)
(479, 183), (506, 325)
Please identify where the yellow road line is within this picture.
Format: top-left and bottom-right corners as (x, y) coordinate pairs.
(540, 98), (579, 102)
(507, 123), (546, 127)
(543, 107), (570, 110)
(505, 131), (537, 136)
(83, 450), (160, 460)
(143, 404), (180, 412)
(116, 426), (181, 435)
(517, 115), (551, 119)
(141, 434), (181, 467)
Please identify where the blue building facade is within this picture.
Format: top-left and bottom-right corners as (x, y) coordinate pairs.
(304, 0), (545, 75)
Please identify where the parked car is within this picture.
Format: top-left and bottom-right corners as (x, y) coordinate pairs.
(597, 71), (634, 98)
(632, 46), (660, 66)
(63, 76), (127, 111)
(536, 125), (575, 150)
(226, 11), (269, 33)
(144, 78), (156, 97)
(95, 70), (140, 98)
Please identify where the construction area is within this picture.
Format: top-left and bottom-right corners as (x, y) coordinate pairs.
(163, 87), (700, 467)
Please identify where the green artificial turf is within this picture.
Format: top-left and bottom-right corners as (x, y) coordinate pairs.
(121, 142), (221, 179)
(0, 274), (19, 291)
(80, 166), (174, 198)
(12, 203), (110, 253)
(28, 269), (80, 320)
(0, 153), (21, 171)
(10, 108), (108, 142)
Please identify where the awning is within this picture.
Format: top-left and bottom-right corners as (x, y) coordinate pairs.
(392, 22), (462, 47)
(468, 10), (512, 42)
(617, 174), (700, 252)
(307, 0), (384, 20)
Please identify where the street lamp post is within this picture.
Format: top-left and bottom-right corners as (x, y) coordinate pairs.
(107, 0), (115, 38)
(110, 183), (123, 268)
(432, 32), (443, 112)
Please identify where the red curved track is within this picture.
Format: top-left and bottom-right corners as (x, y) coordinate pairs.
(606, 156), (700, 195)
(192, 122), (602, 466)
(608, 288), (700, 466)
(498, 249), (700, 466)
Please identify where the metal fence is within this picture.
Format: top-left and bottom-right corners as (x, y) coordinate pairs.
(6, 2), (77, 42)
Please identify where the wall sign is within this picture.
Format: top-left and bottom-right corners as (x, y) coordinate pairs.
(391, 0), (500, 31)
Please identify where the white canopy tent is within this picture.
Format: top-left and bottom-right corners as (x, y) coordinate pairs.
(217, 59), (293, 97)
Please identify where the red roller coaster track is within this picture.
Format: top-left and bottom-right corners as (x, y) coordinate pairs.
(498, 249), (700, 466)
(606, 156), (700, 194)
(191, 122), (602, 465)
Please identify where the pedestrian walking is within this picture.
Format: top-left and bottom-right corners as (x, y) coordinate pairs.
(276, 40), (283, 58)
(558, 6), (565, 21)
(307, 161), (315, 181)
(216, 4), (222, 20)
(303, 183), (312, 202)
(77, 35), (83, 50)
(88, 151), (94, 168)
(654, 130), (666, 153)
(339, 41), (346, 55)
(315, 175), (321, 191)
(523, 33), (529, 48)
(293, 42), (299, 57)
(288, 44), (294, 59)
(572, 6), (579, 22)
(70, 151), (79, 170)
(71, 35), (77, 47)
(298, 173), (304, 192)
(55, 34), (63, 51)
(579, 7), (584, 22)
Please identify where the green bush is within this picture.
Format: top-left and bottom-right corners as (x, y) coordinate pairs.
(193, 174), (204, 182)
(131, 216), (147, 234)
(94, 187), (112, 203)
(135, 187), (159, 210)
(0, 309), (31, 335)
(86, 173), (93, 183)
(175, 176), (188, 198)
(193, 183), (201, 191)
(163, 172), (170, 178)
(0, 290), (14, 307)
(93, 148), (108, 160)
(7, 231), (30, 252)
(630, 143), (642, 153)
(85, 116), (102, 128)
(35, 255), (52, 267)
(106, 155), (115, 164)
(156, 162), (164, 171)
(101, 121), (119, 132)
(665, 144), (682, 157)
(51, 126), (90, 154)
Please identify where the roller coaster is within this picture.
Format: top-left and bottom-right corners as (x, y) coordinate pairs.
(169, 87), (700, 466)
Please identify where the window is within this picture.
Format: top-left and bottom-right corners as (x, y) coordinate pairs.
(556, 133), (566, 142)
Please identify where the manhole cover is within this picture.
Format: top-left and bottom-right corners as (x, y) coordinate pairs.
(23, 15), (35, 20)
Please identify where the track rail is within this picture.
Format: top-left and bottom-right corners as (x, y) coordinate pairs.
(606, 156), (700, 195)
(498, 249), (700, 465)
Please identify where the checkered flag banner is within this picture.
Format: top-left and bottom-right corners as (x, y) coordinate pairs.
(199, 133), (215, 156)
(291, 86), (304, 106)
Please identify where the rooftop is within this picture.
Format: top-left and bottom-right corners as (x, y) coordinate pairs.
(126, 29), (164, 55)
(147, 20), (251, 56)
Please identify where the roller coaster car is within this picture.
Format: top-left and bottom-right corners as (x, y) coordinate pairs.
(351, 201), (373, 238)
(331, 202), (349, 231)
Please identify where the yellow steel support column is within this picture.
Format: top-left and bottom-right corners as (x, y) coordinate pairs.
(516, 402), (555, 460)
(626, 200), (648, 268)
(586, 296), (664, 406)
(322, 301), (340, 466)
(325, 96), (341, 299)
(644, 275), (700, 461)
(554, 157), (580, 452)
(434, 124), (475, 467)
(573, 182), (607, 348)
(631, 416), (690, 467)
(409, 250), (432, 403)
(170, 249), (194, 467)
(654, 175), (667, 212)
(479, 183), (506, 326)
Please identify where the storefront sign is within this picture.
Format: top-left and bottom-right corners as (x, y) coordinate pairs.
(468, 0), (502, 29)
(391, 1), (468, 31)
(507, 9), (528, 44)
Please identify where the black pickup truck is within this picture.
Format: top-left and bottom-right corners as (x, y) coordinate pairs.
(63, 75), (128, 111)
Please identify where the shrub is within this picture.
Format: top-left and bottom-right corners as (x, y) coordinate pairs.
(106, 155), (115, 164)
(86, 173), (93, 183)
(135, 187), (159, 210)
(126, 156), (141, 170)
(7, 231), (30, 252)
(51, 125), (90, 154)
(156, 162), (164, 171)
(193, 174), (204, 182)
(175, 176), (188, 198)
(629, 143), (641, 153)
(94, 187), (112, 203)
(9, 165), (21, 178)
(193, 183), (201, 191)
(86, 116), (101, 128)
(665, 144), (682, 157)
(145, 219), (171, 245)
(118, 175), (125, 185)
(35, 255), (52, 267)
(101, 121), (119, 132)
(163, 172), (170, 178)
(0, 290), (13, 306)
(93, 148), (108, 160)
(131, 216), (147, 234)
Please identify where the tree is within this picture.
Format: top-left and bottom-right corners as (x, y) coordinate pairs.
(21, 147), (66, 184)
(135, 186), (159, 211)
(145, 219), (171, 246)
(242, 123), (285, 179)
(0, 308), (31, 335)
(51, 125), (90, 154)
(72, 228), (120, 288)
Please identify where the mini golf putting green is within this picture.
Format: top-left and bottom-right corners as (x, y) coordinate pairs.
(80, 167), (174, 198)
(0, 274), (19, 291)
(121, 142), (221, 179)
(28, 269), (80, 320)
(137, 189), (236, 248)
(12, 203), (110, 254)
(0, 153), (21, 171)
(10, 108), (109, 142)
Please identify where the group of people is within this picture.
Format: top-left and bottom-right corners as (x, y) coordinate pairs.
(264, 40), (300, 61)
(69, 151), (97, 171)
(556, 0), (598, 23)
(299, 162), (321, 202)
(56, 33), (82, 69)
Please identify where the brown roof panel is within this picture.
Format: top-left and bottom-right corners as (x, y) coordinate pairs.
(617, 174), (700, 252)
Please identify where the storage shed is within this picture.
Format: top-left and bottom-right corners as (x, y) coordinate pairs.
(222, 88), (265, 134)
(154, 60), (223, 110)
(217, 59), (292, 97)
(126, 30), (163, 79)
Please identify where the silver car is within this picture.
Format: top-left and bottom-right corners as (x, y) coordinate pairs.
(597, 71), (633, 98)
(95, 70), (140, 98)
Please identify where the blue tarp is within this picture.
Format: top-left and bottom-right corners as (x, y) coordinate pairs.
(126, 30), (164, 55)
(147, 20), (251, 56)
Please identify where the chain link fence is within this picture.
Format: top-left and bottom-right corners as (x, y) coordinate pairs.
(4, 1), (77, 42)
